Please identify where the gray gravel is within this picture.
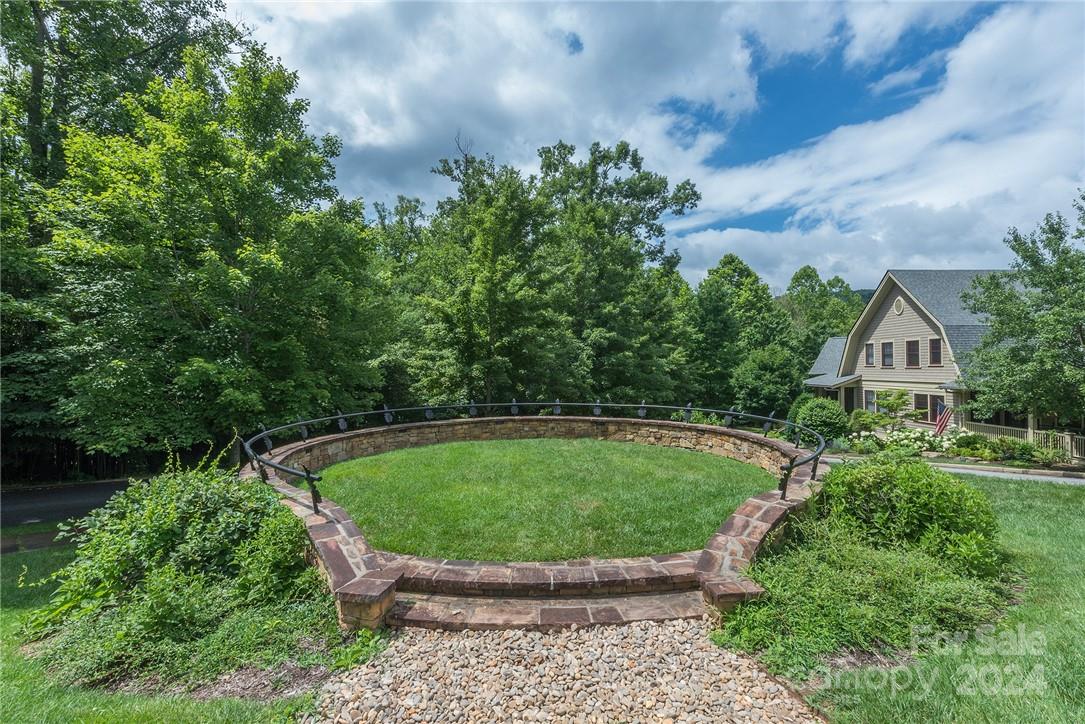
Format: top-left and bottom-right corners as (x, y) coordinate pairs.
(309, 618), (818, 723)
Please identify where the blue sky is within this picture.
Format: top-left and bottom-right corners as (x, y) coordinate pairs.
(231, 1), (1084, 290)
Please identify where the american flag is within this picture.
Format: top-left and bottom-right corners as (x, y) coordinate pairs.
(934, 401), (953, 435)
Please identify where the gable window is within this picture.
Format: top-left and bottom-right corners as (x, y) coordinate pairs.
(906, 340), (920, 367)
(864, 390), (876, 411)
(929, 338), (942, 366)
(865, 343), (875, 366)
(881, 341), (894, 367)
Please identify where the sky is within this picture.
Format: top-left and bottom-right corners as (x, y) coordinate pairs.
(228, 1), (1085, 291)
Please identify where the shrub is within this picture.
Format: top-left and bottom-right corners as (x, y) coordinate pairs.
(795, 398), (850, 447)
(989, 437), (1036, 462)
(849, 409), (881, 433)
(712, 517), (1005, 678)
(786, 392), (814, 425)
(845, 433), (884, 455)
(953, 432), (990, 449)
(1032, 446), (1069, 468)
(25, 457), (376, 687)
(820, 458), (1000, 576)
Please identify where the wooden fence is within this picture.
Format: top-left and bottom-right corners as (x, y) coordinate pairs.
(960, 421), (1085, 462)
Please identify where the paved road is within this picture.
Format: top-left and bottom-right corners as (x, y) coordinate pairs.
(0, 480), (129, 527)
(823, 456), (1084, 486)
(935, 465), (1085, 485)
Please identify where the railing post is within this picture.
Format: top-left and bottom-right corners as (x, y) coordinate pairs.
(302, 464), (321, 514)
(779, 455), (797, 500)
(259, 424), (273, 454)
(811, 455), (820, 480)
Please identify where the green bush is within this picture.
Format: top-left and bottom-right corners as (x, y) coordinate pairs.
(795, 398), (850, 446)
(1032, 446), (1069, 468)
(820, 459), (1000, 576)
(989, 437), (1036, 462)
(25, 458), (377, 687)
(849, 409), (880, 433)
(786, 392), (814, 424)
(712, 517), (1005, 678)
(953, 432), (990, 449)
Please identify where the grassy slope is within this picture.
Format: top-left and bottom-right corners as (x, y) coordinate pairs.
(819, 475), (1085, 723)
(318, 438), (776, 561)
(0, 547), (302, 724)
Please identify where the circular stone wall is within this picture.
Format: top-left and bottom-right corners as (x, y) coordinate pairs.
(244, 416), (819, 631)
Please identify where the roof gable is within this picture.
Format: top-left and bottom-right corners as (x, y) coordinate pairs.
(887, 269), (1000, 325)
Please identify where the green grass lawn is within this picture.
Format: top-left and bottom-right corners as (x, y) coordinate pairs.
(0, 547), (306, 724)
(817, 474), (1085, 722)
(318, 438), (777, 561)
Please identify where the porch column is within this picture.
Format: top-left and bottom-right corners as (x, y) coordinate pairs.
(1027, 411), (1037, 443)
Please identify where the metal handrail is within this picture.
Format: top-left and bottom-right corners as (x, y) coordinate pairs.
(243, 401), (826, 505)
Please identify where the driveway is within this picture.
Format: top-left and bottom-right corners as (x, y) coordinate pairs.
(0, 480), (129, 527)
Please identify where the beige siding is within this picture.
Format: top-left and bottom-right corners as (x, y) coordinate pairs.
(847, 280), (962, 424)
(844, 281), (955, 384)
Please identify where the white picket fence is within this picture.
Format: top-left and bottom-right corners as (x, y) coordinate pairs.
(960, 421), (1085, 461)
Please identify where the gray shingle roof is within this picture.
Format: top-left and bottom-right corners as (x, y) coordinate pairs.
(806, 336), (847, 378)
(889, 270), (1002, 370)
(888, 269), (999, 325)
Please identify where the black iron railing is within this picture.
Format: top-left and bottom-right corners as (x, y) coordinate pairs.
(242, 401), (826, 507)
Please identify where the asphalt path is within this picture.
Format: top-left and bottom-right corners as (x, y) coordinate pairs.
(1, 480), (129, 526)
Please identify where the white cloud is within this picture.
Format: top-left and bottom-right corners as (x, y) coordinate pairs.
(676, 3), (1085, 288)
(227, 2), (1084, 290)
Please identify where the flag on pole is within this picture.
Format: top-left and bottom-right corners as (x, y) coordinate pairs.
(934, 402), (953, 435)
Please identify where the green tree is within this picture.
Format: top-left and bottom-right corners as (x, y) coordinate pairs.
(780, 265), (865, 367)
(1, 0), (239, 477)
(404, 149), (577, 404)
(963, 193), (1085, 425)
(731, 343), (803, 417)
(538, 140), (701, 401)
(40, 46), (391, 460)
(693, 254), (790, 406)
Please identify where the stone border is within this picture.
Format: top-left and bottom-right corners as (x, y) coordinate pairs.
(240, 416), (819, 630)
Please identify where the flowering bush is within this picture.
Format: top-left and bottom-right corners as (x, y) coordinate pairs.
(844, 425), (969, 454)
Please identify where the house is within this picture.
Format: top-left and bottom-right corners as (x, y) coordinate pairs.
(804, 269), (1026, 431)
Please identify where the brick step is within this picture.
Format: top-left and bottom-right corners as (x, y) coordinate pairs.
(378, 551), (703, 598)
(387, 590), (708, 631)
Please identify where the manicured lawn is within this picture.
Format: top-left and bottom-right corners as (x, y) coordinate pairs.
(817, 475), (1085, 722)
(318, 438), (776, 561)
(0, 547), (305, 723)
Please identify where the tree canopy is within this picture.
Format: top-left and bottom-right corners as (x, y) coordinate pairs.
(963, 193), (1085, 424)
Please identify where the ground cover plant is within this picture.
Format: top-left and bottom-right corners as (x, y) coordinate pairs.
(318, 438), (776, 560)
(1, 546), (307, 723)
(714, 461), (1085, 722)
(17, 459), (380, 694)
(818, 475), (1085, 723)
(713, 458), (1009, 677)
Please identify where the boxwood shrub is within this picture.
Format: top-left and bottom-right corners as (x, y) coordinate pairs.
(795, 398), (850, 447)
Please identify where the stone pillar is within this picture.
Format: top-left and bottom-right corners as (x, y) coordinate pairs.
(335, 575), (400, 630)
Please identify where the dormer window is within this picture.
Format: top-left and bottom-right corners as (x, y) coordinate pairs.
(929, 338), (942, 366)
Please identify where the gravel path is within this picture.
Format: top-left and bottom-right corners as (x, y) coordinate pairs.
(309, 618), (818, 723)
